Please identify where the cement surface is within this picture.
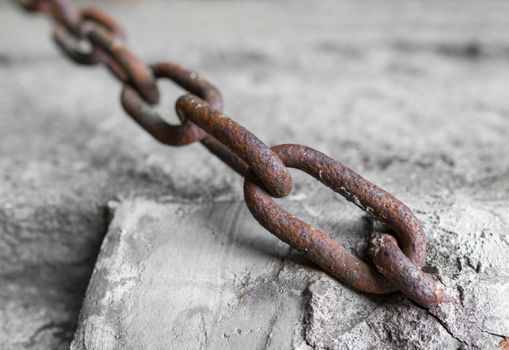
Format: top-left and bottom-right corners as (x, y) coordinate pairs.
(0, 0), (508, 349)
(70, 186), (509, 349)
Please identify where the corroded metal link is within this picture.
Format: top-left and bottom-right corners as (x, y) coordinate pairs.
(53, 8), (126, 65)
(86, 27), (160, 104)
(122, 61), (250, 171)
(242, 144), (398, 294)
(243, 144), (438, 303)
(176, 94), (293, 198)
(121, 62), (219, 146)
(244, 179), (394, 292)
(245, 144), (426, 267)
(370, 233), (451, 307)
(154, 63), (222, 111)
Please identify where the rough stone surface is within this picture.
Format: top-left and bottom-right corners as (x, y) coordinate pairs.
(1, 0), (509, 349)
(71, 191), (509, 349)
(69, 198), (385, 350)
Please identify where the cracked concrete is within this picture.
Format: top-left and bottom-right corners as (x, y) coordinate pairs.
(70, 177), (509, 349)
(1, 0), (509, 349)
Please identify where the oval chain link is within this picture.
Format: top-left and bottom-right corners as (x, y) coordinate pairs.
(176, 94), (293, 198)
(243, 144), (448, 306)
(53, 8), (126, 65)
(121, 62), (219, 146)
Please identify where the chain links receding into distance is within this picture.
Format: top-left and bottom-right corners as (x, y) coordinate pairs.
(18, 0), (451, 308)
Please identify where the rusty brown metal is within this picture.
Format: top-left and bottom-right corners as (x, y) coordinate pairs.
(176, 94), (293, 198)
(86, 27), (159, 104)
(243, 144), (429, 294)
(18, 0), (451, 309)
(122, 62), (249, 172)
(53, 8), (125, 65)
(246, 144), (426, 264)
(121, 62), (220, 146)
(370, 233), (452, 307)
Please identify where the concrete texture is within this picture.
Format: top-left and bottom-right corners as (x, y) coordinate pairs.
(0, 0), (508, 349)
(70, 191), (509, 349)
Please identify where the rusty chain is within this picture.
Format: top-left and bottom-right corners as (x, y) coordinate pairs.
(18, 0), (451, 308)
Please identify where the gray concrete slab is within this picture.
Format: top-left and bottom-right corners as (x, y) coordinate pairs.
(71, 189), (509, 349)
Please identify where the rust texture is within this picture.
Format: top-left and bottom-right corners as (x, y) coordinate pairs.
(245, 144), (426, 266)
(54, 8), (126, 65)
(121, 61), (249, 172)
(18, 0), (451, 309)
(121, 62), (222, 146)
(87, 27), (160, 104)
(176, 94), (293, 198)
(243, 144), (445, 305)
(370, 233), (452, 307)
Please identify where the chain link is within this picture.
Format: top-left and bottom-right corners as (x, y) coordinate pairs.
(176, 94), (293, 198)
(17, 0), (451, 308)
(53, 7), (125, 65)
(121, 62), (220, 146)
